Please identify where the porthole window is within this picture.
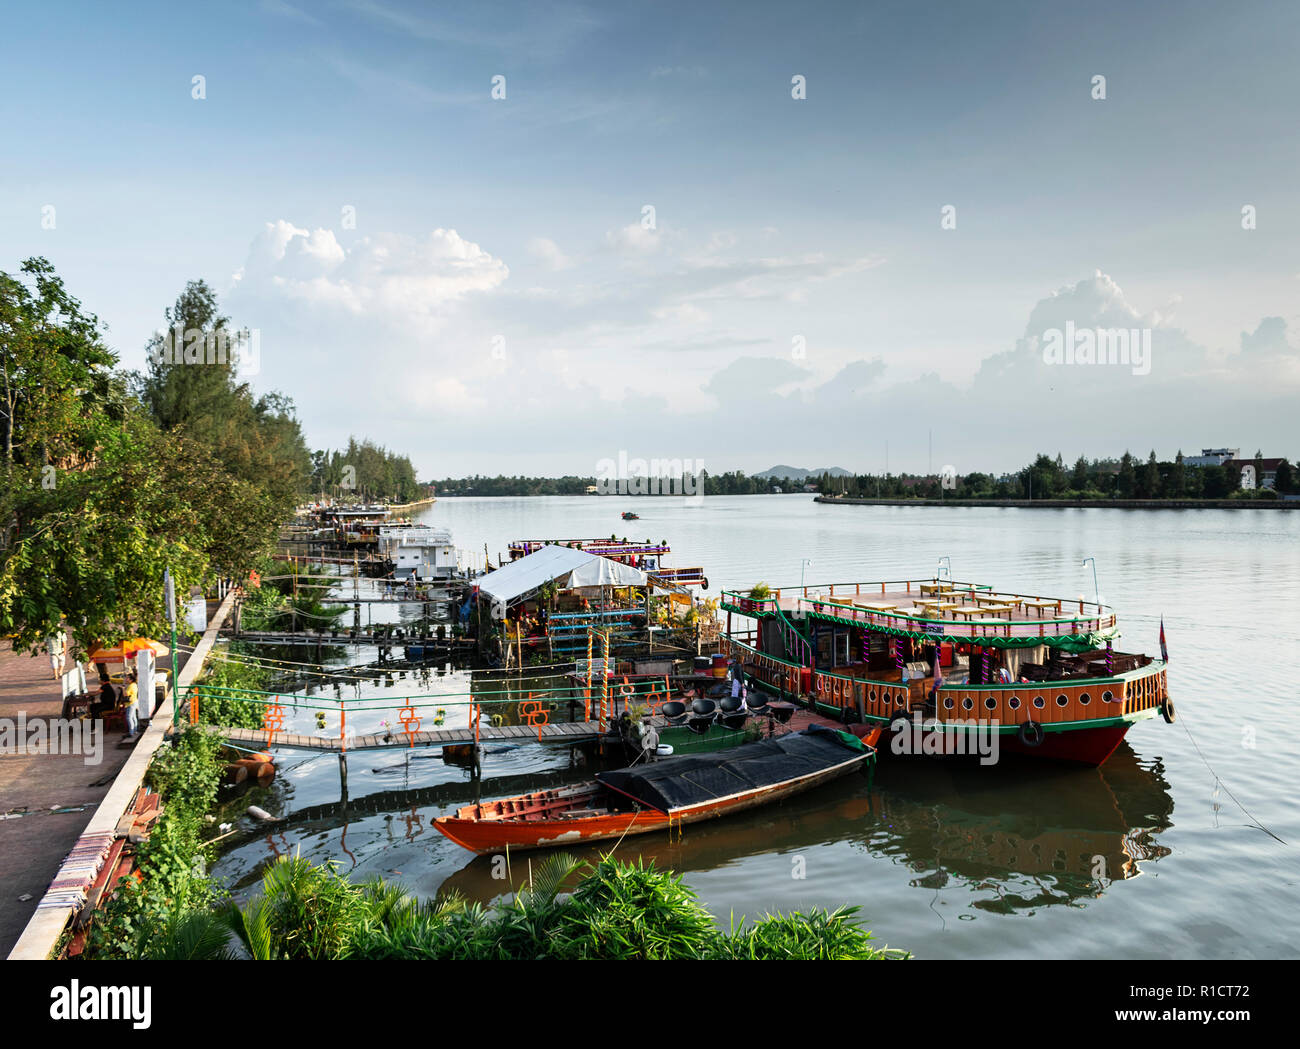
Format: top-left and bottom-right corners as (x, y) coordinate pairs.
(1102, 690), (1114, 704)
(1079, 692), (1091, 706)
(1033, 696), (1045, 709)
(1008, 696), (1021, 710)
(868, 689), (876, 703)
(943, 697), (955, 710)
(1056, 694), (1069, 708)
(896, 693), (907, 707)
(962, 697), (974, 711)
(985, 697), (998, 711)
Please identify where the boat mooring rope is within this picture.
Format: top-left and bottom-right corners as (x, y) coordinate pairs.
(1178, 708), (1286, 845)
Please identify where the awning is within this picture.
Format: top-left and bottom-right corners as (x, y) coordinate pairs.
(477, 545), (647, 606)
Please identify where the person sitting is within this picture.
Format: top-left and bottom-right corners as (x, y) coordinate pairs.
(90, 678), (121, 719)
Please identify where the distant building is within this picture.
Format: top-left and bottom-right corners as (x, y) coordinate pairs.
(1183, 448), (1239, 467)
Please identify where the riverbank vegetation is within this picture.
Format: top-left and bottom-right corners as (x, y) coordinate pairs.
(90, 840), (908, 960)
(311, 439), (425, 503)
(0, 259), (312, 653)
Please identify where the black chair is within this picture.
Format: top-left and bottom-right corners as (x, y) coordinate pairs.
(746, 691), (771, 714)
(661, 700), (689, 726)
(768, 702), (796, 724)
(688, 697), (717, 735)
(691, 698), (718, 719)
(718, 695), (749, 729)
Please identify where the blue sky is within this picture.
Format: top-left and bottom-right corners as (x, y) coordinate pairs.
(3, 0), (1298, 477)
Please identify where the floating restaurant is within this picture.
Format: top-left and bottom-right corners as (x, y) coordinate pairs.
(721, 576), (1171, 765)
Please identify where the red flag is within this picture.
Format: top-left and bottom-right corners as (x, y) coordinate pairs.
(1159, 617), (1168, 662)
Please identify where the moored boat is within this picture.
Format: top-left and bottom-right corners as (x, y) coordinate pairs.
(720, 576), (1172, 766)
(433, 724), (877, 853)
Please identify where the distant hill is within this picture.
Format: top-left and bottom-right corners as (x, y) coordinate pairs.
(754, 465), (853, 481)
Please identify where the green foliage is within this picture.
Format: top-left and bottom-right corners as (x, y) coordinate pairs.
(84, 726), (227, 958)
(212, 853), (908, 961)
(312, 438), (423, 503)
(716, 905), (909, 960)
(748, 581), (772, 599)
(193, 651), (268, 729)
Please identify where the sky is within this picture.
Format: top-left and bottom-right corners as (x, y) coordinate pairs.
(2, 0), (1298, 479)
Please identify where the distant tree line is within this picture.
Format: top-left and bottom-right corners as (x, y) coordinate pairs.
(312, 439), (425, 503)
(432, 471), (818, 497)
(431, 453), (1298, 502)
(819, 451), (1297, 501)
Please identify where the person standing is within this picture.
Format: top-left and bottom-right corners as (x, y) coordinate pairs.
(47, 627), (67, 681)
(641, 719), (660, 762)
(123, 670), (140, 741)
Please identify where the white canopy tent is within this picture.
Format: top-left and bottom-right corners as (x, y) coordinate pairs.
(477, 544), (647, 607)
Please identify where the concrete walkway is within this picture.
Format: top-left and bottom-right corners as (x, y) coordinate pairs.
(0, 639), (140, 956)
(1, 593), (235, 958)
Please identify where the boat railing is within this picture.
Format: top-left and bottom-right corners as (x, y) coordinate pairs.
(721, 581), (1115, 637)
(724, 635), (1165, 726)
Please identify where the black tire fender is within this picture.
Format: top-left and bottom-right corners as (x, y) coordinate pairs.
(1018, 720), (1045, 747)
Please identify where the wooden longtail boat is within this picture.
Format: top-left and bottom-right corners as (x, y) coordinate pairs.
(721, 576), (1173, 766)
(433, 725), (877, 853)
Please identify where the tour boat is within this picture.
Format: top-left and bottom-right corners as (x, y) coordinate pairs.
(720, 577), (1172, 766)
(621, 511), (640, 520)
(433, 725), (876, 853)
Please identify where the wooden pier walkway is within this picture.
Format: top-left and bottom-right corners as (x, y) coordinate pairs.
(226, 631), (476, 648)
(221, 719), (606, 752)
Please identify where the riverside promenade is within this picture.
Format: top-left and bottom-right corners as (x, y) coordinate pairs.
(2, 592), (234, 959)
(0, 640), (135, 956)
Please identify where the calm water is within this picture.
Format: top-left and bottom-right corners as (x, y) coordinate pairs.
(212, 496), (1300, 958)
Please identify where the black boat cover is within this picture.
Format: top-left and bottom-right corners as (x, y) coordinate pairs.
(595, 725), (868, 813)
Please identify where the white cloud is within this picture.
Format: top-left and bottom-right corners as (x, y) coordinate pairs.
(526, 236), (573, 271)
(234, 221), (508, 328)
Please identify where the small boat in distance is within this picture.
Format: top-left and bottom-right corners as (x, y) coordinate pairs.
(433, 724), (877, 853)
(621, 511), (639, 520)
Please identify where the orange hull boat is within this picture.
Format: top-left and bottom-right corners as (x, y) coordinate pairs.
(435, 727), (877, 854)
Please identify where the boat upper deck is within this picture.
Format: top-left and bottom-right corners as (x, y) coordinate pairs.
(721, 578), (1117, 645)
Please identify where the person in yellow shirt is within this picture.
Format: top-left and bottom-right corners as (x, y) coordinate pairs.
(123, 670), (140, 741)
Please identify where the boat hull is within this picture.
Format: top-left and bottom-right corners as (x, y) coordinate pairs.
(434, 750), (871, 854)
(881, 715), (1150, 767)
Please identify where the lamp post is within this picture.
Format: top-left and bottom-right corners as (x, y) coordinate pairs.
(937, 556), (951, 582)
(164, 568), (180, 729)
(1082, 557), (1100, 607)
(800, 558), (812, 594)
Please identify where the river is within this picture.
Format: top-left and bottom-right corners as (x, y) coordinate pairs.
(210, 495), (1300, 958)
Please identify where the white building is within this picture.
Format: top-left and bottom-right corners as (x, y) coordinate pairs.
(379, 526), (457, 580)
(1183, 448), (1239, 467)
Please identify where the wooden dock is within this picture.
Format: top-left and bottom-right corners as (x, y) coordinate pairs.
(226, 631), (476, 648)
(220, 719), (607, 752)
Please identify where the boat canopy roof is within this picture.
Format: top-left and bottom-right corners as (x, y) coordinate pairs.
(478, 544), (647, 606)
(596, 726), (866, 814)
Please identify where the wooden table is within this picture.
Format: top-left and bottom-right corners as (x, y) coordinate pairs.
(975, 603), (1016, 616)
(1021, 598), (1061, 617)
(919, 583), (954, 598)
(854, 601), (897, 612)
